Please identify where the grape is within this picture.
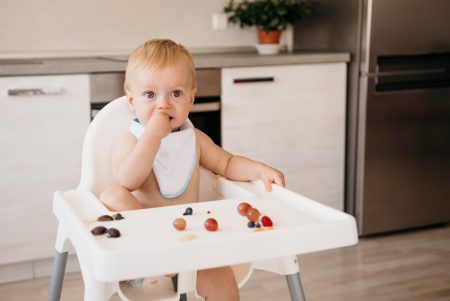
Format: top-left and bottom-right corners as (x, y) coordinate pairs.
(246, 208), (260, 222)
(173, 218), (187, 231)
(204, 218), (219, 231)
(261, 216), (273, 227)
(237, 202), (252, 216)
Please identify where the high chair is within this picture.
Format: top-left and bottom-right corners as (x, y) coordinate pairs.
(48, 96), (358, 301)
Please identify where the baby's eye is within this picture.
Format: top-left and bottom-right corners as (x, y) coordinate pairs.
(144, 91), (155, 99)
(171, 90), (182, 98)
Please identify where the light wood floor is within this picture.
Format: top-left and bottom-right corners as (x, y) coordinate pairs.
(2, 224), (450, 301)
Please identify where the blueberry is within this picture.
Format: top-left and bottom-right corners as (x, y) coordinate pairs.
(255, 222), (261, 228)
(247, 221), (255, 228)
(184, 207), (193, 215)
(106, 228), (121, 238)
(113, 213), (124, 220)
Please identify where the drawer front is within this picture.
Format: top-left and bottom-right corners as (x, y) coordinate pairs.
(195, 68), (221, 97)
(222, 64), (347, 210)
(90, 72), (125, 103)
(0, 74), (90, 264)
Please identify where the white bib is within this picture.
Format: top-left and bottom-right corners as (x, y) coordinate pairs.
(129, 118), (196, 198)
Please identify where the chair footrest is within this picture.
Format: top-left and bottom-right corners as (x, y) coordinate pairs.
(118, 276), (180, 301)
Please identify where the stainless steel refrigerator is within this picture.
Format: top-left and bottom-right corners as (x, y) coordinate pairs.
(294, 0), (450, 235)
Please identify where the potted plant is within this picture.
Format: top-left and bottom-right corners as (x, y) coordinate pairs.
(224, 0), (314, 54)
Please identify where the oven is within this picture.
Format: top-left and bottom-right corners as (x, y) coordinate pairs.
(89, 69), (222, 146)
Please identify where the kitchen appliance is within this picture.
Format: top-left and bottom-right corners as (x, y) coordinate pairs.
(294, 0), (450, 235)
(90, 69), (222, 146)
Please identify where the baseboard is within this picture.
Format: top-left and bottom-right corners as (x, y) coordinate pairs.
(0, 254), (80, 284)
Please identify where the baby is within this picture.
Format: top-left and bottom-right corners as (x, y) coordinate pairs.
(100, 38), (285, 301)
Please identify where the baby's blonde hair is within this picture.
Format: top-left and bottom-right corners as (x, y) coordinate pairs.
(124, 39), (196, 92)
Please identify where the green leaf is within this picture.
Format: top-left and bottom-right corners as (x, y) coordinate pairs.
(223, 0), (315, 30)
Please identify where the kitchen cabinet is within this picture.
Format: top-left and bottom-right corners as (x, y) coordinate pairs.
(221, 63), (346, 210)
(0, 75), (90, 266)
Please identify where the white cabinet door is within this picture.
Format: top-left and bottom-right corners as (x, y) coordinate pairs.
(0, 75), (90, 264)
(222, 63), (346, 210)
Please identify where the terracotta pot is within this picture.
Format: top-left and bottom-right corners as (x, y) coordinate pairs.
(258, 29), (282, 44)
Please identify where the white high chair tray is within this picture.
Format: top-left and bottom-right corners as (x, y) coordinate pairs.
(53, 179), (357, 282)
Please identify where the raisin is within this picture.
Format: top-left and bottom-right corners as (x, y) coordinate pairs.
(91, 226), (107, 235)
(97, 214), (113, 222)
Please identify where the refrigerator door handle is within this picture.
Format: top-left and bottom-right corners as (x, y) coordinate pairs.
(375, 69), (450, 92)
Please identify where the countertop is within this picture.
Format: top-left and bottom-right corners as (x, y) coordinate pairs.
(0, 51), (350, 76)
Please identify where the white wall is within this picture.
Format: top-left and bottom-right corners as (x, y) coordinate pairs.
(0, 0), (256, 57)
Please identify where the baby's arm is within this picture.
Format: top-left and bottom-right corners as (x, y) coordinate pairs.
(225, 156), (285, 192)
(197, 129), (285, 192)
(112, 112), (172, 190)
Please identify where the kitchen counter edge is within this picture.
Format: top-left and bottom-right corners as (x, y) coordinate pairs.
(0, 52), (350, 76)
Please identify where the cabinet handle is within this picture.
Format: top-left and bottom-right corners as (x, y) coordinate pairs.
(233, 77), (274, 84)
(7, 87), (63, 96)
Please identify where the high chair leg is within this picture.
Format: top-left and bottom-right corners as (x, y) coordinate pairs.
(78, 257), (116, 301)
(285, 273), (306, 301)
(170, 275), (187, 301)
(48, 250), (68, 301)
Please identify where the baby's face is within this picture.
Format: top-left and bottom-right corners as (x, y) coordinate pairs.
(126, 59), (196, 129)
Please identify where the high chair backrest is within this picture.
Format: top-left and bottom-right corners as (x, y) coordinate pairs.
(78, 96), (133, 196)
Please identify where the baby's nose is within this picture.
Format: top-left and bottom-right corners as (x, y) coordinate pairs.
(156, 97), (170, 109)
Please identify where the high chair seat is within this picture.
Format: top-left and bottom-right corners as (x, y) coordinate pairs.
(48, 97), (358, 301)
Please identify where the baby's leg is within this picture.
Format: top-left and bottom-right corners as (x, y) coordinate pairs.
(99, 183), (144, 211)
(197, 266), (239, 301)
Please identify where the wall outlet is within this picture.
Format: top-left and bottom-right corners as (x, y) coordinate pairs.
(212, 13), (228, 30)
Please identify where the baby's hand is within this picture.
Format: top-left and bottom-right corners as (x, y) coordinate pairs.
(258, 164), (285, 192)
(146, 112), (172, 139)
